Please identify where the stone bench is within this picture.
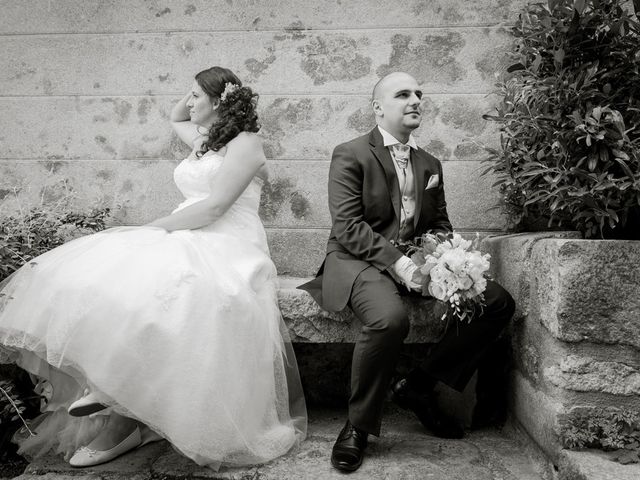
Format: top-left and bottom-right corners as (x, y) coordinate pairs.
(277, 276), (444, 343)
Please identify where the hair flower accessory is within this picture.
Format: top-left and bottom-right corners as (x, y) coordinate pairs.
(220, 82), (240, 102)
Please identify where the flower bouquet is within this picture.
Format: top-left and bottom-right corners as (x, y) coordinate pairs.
(400, 232), (491, 323)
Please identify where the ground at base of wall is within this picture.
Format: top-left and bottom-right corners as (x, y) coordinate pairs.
(8, 406), (554, 480)
(0, 454), (27, 479)
(9, 407), (636, 480)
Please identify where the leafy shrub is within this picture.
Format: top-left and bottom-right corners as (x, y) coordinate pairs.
(0, 200), (110, 282)
(562, 407), (640, 463)
(484, 0), (640, 238)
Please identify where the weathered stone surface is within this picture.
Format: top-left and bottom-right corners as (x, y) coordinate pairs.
(0, 159), (180, 227)
(558, 449), (640, 480)
(0, 95), (499, 161)
(0, 97), (183, 160)
(267, 230), (328, 276)
(442, 162), (506, 230)
(0, 1), (528, 34)
(0, 158), (506, 237)
(0, 29), (511, 95)
(511, 305), (640, 401)
(511, 370), (564, 459)
(259, 162), (325, 227)
(277, 277), (446, 343)
(481, 232), (582, 319)
(531, 239), (640, 348)
(489, 233), (640, 463)
(545, 355), (640, 396)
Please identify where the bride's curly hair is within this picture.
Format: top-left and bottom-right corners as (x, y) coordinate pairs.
(195, 66), (260, 157)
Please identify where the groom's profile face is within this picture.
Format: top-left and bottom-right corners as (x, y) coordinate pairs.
(372, 73), (423, 135)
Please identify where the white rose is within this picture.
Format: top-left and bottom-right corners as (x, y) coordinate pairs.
(428, 281), (448, 301)
(441, 250), (466, 275)
(429, 264), (446, 283)
(450, 233), (472, 250)
(457, 275), (473, 290)
(472, 277), (487, 296)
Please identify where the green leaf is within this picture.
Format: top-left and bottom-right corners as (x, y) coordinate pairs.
(554, 48), (565, 64)
(614, 157), (635, 179)
(611, 149), (630, 161)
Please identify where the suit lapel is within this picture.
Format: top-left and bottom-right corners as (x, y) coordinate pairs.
(412, 148), (427, 227)
(369, 129), (401, 222)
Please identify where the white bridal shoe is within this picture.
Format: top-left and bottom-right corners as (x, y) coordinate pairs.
(69, 426), (142, 467)
(68, 390), (108, 417)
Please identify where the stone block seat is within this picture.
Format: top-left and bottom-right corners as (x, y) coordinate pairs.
(277, 276), (444, 344)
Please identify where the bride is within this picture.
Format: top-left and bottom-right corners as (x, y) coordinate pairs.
(0, 66), (307, 469)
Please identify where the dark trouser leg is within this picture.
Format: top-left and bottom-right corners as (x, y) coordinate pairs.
(410, 280), (515, 392)
(348, 266), (409, 436)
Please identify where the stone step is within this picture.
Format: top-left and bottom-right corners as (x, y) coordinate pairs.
(12, 407), (553, 480)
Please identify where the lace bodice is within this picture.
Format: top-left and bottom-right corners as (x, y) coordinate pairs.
(173, 149), (263, 215)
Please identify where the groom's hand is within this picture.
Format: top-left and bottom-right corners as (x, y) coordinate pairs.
(390, 256), (421, 291)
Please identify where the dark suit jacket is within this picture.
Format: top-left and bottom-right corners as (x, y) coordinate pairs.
(300, 127), (452, 312)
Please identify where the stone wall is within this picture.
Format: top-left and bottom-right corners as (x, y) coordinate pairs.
(483, 233), (640, 460)
(0, 0), (528, 276)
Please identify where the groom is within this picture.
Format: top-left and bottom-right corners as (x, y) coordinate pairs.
(299, 72), (515, 472)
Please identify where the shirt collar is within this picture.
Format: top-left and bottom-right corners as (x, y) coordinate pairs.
(377, 125), (418, 150)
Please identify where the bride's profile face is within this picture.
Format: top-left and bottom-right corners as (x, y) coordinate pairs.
(186, 81), (218, 128)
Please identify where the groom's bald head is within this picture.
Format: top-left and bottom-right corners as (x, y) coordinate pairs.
(372, 72), (417, 101)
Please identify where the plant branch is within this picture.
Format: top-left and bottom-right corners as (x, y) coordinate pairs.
(0, 385), (35, 437)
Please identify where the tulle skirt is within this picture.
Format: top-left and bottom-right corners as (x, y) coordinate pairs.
(0, 226), (306, 468)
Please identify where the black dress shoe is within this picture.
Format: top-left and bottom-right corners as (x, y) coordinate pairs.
(331, 420), (368, 472)
(391, 378), (464, 439)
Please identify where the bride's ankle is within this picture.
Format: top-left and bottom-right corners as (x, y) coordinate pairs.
(85, 415), (138, 450)
(106, 415), (137, 436)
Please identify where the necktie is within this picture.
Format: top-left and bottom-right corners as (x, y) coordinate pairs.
(391, 144), (410, 169)
(390, 143), (414, 240)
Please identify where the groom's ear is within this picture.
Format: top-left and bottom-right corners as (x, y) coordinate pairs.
(372, 99), (383, 118)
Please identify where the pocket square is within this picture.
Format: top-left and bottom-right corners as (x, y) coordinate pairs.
(425, 174), (440, 190)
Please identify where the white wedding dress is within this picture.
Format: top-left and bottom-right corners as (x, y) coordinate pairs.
(0, 148), (307, 468)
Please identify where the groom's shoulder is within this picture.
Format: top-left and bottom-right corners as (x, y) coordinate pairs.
(333, 131), (371, 153)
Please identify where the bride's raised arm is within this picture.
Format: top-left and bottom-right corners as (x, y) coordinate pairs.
(170, 91), (203, 149)
(146, 132), (265, 232)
